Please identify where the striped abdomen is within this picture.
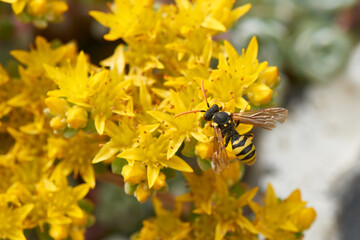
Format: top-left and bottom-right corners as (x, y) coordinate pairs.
(231, 135), (256, 166)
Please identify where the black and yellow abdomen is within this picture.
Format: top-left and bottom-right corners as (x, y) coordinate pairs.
(231, 135), (256, 166)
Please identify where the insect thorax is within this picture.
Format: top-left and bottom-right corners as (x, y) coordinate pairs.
(212, 112), (235, 134)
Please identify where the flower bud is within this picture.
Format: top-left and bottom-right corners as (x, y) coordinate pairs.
(122, 162), (147, 184)
(28, 0), (47, 16)
(195, 142), (213, 160)
(66, 107), (88, 129)
(247, 83), (273, 106)
(134, 183), (150, 203)
(45, 97), (69, 116)
(50, 116), (66, 130)
(69, 229), (85, 240)
(258, 66), (279, 88)
(49, 224), (69, 240)
(152, 172), (166, 191)
(50, 1), (68, 16)
(294, 208), (317, 231)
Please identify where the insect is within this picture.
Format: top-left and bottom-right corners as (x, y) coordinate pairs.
(174, 80), (288, 173)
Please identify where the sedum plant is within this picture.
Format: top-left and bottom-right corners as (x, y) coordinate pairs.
(0, 0), (316, 239)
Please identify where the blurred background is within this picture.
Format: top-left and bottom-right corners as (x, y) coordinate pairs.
(1, 0), (360, 239)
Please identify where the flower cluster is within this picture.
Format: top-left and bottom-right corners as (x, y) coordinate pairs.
(0, 0), (316, 239)
(0, 0), (68, 28)
(132, 167), (316, 240)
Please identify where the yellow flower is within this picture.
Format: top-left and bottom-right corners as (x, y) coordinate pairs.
(133, 197), (191, 240)
(92, 119), (152, 164)
(212, 187), (258, 240)
(2, 128), (47, 164)
(180, 170), (227, 215)
(165, 0), (250, 59)
(148, 88), (209, 159)
(0, 203), (33, 240)
(46, 52), (134, 134)
(10, 36), (71, 76)
(207, 37), (268, 111)
(89, 0), (156, 41)
(46, 181), (90, 225)
(249, 183), (316, 240)
(191, 214), (258, 240)
(174, 0), (251, 35)
(50, 132), (102, 188)
(117, 125), (193, 188)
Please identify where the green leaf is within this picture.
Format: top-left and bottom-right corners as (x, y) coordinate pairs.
(93, 162), (107, 174)
(78, 199), (94, 213)
(82, 119), (96, 134)
(181, 138), (196, 158)
(162, 168), (176, 180)
(111, 158), (127, 175)
(35, 224), (52, 240)
(230, 182), (247, 198)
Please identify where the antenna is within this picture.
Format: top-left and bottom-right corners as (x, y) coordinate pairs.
(201, 79), (210, 108)
(174, 110), (206, 118)
(174, 80), (209, 118)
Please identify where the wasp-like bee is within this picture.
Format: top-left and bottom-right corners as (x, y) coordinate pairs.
(175, 80), (288, 173)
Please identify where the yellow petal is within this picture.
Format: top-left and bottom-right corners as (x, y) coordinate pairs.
(6, 229), (26, 240)
(92, 141), (119, 163)
(238, 187), (258, 204)
(168, 134), (185, 159)
(14, 204), (34, 222)
(279, 220), (298, 232)
(201, 17), (226, 32)
(165, 155), (193, 172)
(67, 205), (84, 219)
(73, 184), (90, 200)
(94, 114), (106, 135)
(175, 0), (191, 10)
(236, 216), (258, 234)
(231, 4), (252, 22)
(117, 148), (145, 161)
(190, 131), (209, 143)
(286, 188), (302, 201)
(10, 50), (31, 66)
(147, 111), (174, 125)
(12, 0), (26, 14)
(80, 163), (95, 188)
(224, 41), (239, 64)
(147, 164), (160, 188)
(215, 221), (228, 240)
(245, 36), (258, 62)
(265, 183), (277, 207)
(249, 201), (262, 215)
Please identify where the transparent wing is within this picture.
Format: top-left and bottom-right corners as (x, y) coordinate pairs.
(232, 108), (288, 130)
(211, 127), (229, 174)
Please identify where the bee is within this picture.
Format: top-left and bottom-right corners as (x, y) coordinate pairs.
(175, 80), (288, 173)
